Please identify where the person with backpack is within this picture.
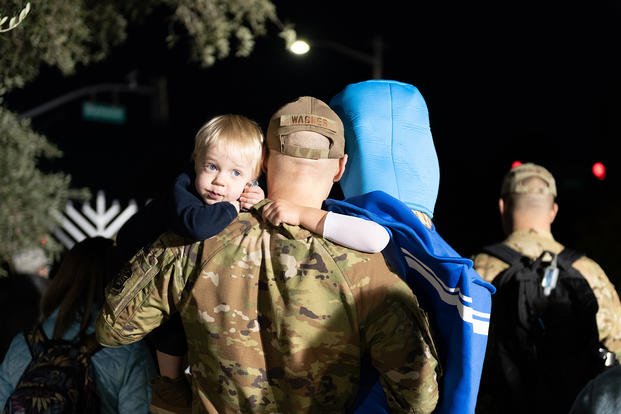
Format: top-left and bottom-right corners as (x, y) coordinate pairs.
(0, 247), (50, 362)
(472, 162), (621, 414)
(0, 237), (156, 414)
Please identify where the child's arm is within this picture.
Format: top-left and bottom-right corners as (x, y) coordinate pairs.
(170, 171), (238, 240)
(322, 211), (390, 253)
(262, 199), (390, 253)
(171, 171), (265, 240)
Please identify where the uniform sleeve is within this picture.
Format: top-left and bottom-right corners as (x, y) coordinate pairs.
(363, 282), (440, 413)
(96, 236), (195, 347)
(323, 211), (390, 253)
(574, 257), (621, 357)
(170, 170), (238, 240)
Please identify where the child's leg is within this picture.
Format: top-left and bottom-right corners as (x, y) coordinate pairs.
(149, 313), (189, 377)
(156, 350), (187, 379)
(150, 374), (192, 414)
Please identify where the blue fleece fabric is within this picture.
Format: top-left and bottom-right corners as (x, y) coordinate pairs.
(330, 80), (439, 218)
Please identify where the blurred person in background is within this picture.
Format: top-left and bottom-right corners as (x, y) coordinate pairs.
(0, 237), (156, 413)
(473, 162), (621, 357)
(0, 246), (51, 360)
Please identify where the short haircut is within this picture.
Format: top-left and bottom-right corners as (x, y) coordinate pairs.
(192, 114), (264, 178)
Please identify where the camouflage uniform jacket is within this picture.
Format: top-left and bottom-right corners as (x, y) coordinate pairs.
(473, 228), (621, 356)
(97, 200), (440, 413)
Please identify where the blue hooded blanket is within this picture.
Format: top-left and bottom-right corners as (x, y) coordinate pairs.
(328, 80), (495, 414)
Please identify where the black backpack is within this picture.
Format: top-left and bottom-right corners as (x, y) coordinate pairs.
(477, 243), (615, 414)
(3, 323), (101, 414)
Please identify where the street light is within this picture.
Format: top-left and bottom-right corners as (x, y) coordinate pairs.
(288, 35), (383, 79)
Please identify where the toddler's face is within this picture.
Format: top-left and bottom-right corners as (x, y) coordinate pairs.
(194, 145), (255, 205)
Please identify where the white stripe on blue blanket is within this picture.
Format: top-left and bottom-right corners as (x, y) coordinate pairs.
(401, 247), (491, 335)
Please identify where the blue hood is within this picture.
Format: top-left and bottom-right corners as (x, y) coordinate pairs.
(329, 79), (439, 218)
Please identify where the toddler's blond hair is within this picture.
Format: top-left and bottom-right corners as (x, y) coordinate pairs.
(192, 114), (264, 178)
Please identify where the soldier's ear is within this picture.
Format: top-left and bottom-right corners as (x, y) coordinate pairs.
(261, 147), (269, 174)
(333, 154), (348, 182)
(549, 202), (559, 222)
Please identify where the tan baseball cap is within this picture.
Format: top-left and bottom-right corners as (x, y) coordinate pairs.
(266, 96), (345, 159)
(501, 163), (557, 197)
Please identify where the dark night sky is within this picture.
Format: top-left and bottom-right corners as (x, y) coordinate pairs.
(6, 1), (621, 279)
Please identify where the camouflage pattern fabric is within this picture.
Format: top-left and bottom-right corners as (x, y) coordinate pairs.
(97, 200), (440, 413)
(473, 228), (621, 358)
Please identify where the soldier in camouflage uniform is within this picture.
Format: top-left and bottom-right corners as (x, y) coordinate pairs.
(472, 162), (621, 358)
(97, 96), (441, 413)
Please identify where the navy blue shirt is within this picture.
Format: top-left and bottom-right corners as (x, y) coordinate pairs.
(170, 169), (237, 240)
(116, 168), (237, 263)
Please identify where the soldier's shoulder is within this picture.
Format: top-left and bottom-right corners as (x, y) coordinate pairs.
(322, 240), (379, 269)
(143, 232), (204, 263)
(472, 251), (509, 282)
(204, 213), (261, 246)
(472, 251), (496, 268)
(158, 231), (195, 247)
(324, 242), (404, 288)
(573, 254), (609, 282)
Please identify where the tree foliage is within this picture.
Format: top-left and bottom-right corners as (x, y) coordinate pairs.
(0, 0), (293, 93)
(0, 106), (89, 274)
(0, 0), (292, 275)
(0, 1), (29, 33)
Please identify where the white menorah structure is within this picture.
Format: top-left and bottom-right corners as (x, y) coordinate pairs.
(51, 190), (138, 249)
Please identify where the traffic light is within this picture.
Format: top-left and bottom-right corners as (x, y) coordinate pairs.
(592, 162), (606, 181)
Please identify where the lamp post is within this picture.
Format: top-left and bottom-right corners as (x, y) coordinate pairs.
(288, 35), (383, 79)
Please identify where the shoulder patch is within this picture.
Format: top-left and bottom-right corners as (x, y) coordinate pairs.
(109, 261), (132, 296)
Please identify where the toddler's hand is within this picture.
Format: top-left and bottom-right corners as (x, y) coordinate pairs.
(239, 181), (265, 211)
(262, 199), (303, 227)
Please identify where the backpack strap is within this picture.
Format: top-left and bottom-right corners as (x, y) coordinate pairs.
(482, 243), (523, 266)
(25, 324), (102, 360)
(556, 248), (584, 268)
(25, 323), (48, 358)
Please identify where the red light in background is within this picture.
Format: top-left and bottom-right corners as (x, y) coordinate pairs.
(592, 162), (606, 180)
(511, 160), (522, 169)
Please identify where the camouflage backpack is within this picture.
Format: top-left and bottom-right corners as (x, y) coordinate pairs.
(3, 323), (101, 414)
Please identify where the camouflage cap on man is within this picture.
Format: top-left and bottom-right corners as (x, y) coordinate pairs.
(501, 162), (557, 197)
(266, 96), (345, 159)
